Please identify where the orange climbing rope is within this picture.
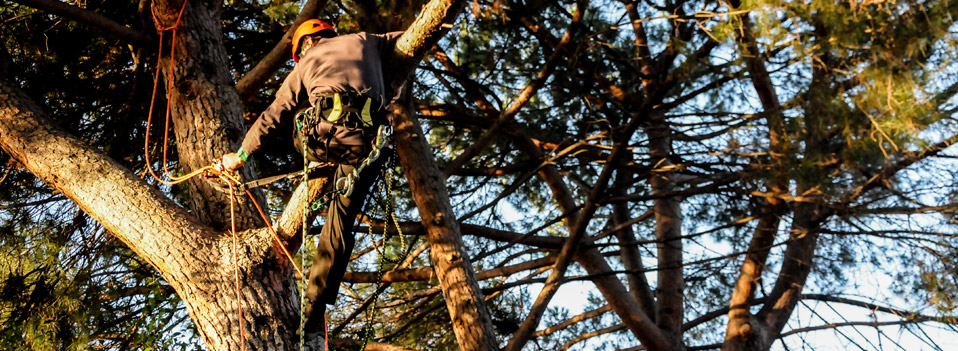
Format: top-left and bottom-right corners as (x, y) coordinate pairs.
(227, 181), (246, 349)
(144, 0), (202, 185)
(143, 2), (306, 349)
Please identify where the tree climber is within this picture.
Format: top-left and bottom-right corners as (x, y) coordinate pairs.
(221, 19), (402, 339)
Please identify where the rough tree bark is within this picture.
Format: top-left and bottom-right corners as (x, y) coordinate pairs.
(0, 77), (301, 350)
(0, 0), (488, 349)
(391, 99), (500, 351)
(387, 0), (503, 349)
(150, 0), (262, 230)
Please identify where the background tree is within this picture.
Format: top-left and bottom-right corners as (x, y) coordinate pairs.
(3, 0), (958, 351)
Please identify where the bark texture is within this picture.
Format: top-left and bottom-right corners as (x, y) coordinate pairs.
(2, 0), (477, 348)
(391, 98), (500, 351)
(0, 79), (300, 350)
(151, 0), (262, 230)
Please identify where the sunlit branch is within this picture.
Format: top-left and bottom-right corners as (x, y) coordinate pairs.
(534, 304), (613, 337)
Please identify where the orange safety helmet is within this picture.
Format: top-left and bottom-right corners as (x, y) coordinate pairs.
(292, 19), (335, 62)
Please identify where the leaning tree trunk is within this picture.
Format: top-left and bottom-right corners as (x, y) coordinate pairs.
(391, 97), (501, 351)
(388, 0), (502, 350)
(0, 79), (300, 350)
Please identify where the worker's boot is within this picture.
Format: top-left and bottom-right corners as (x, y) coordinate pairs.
(302, 303), (327, 351)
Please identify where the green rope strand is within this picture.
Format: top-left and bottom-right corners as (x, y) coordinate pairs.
(356, 167), (414, 351)
(299, 128), (308, 351)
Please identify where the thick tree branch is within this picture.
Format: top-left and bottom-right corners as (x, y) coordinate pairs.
(275, 175), (327, 240)
(0, 76), (301, 351)
(387, 0), (466, 91)
(0, 78), (210, 269)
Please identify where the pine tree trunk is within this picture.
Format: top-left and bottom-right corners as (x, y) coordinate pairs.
(386, 0), (501, 349)
(151, 0), (263, 230)
(0, 79), (301, 350)
(2, 0), (477, 349)
(647, 124), (685, 351)
(391, 96), (501, 351)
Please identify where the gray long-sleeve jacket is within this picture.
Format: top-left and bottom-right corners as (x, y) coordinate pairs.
(237, 31), (402, 160)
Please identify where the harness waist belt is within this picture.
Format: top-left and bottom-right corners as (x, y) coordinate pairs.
(303, 92), (385, 129)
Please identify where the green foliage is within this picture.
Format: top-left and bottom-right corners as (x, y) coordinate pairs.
(0, 208), (192, 350)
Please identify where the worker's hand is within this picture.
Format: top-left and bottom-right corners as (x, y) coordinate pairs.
(221, 152), (245, 172)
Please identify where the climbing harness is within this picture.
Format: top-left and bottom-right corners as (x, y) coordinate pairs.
(298, 91), (384, 130)
(307, 124), (392, 212)
(144, 4), (396, 349)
